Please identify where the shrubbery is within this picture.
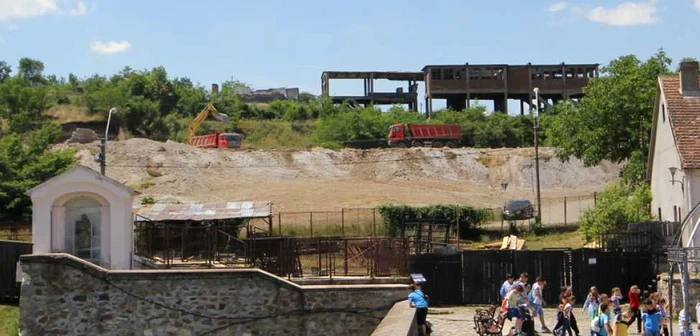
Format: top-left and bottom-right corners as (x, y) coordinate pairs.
(579, 183), (652, 242)
(377, 204), (492, 239)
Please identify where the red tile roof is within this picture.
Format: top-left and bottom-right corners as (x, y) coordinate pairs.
(660, 76), (700, 169)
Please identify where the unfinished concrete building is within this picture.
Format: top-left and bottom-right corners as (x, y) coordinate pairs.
(423, 63), (599, 116)
(321, 71), (423, 111)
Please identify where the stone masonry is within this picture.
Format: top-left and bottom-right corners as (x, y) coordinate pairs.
(657, 274), (700, 316)
(19, 254), (408, 336)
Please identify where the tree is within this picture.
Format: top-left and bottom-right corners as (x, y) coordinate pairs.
(0, 61), (10, 83)
(544, 50), (672, 184)
(17, 58), (45, 85)
(0, 124), (75, 219)
(579, 183), (652, 242)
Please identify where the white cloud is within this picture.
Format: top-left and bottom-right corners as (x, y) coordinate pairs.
(694, 0), (700, 12)
(69, 0), (87, 17)
(579, 1), (660, 26)
(90, 40), (132, 55)
(549, 2), (568, 12)
(0, 0), (58, 21)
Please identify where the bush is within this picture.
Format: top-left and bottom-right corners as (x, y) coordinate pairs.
(579, 182), (652, 242)
(377, 204), (492, 239)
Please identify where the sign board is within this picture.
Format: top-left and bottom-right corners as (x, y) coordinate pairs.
(588, 258), (597, 265)
(410, 273), (427, 284)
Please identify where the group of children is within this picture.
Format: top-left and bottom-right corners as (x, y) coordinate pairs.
(499, 274), (700, 336)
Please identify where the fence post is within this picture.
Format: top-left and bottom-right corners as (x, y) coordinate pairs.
(344, 239), (349, 276)
(564, 197), (567, 226)
(310, 212), (314, 238)
(278, 213), (282, 236)
(373, 208), (377, 238)
(341, 208), (345, 237)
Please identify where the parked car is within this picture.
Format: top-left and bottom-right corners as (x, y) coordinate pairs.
(502, 199), (535, 220)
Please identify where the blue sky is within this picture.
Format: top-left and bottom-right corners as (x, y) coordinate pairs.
(2, 0), (699, 112)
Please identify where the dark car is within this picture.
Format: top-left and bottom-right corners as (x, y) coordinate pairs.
(502, 199), (535, 220)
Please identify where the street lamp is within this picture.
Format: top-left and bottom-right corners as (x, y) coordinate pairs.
(99, 107), (118, 175)
(533, 88), (542, 225)
(669, 166), (684, 191)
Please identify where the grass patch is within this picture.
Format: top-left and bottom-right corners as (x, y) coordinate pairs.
(473, 225), (584, 250)
(475, 153), (505, 167)
(44, 104), (103, 124)
(238, 120), (317, 149)
(0, 305), (19, 335)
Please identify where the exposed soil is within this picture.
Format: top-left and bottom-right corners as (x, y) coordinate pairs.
(57, 139), (621, 211)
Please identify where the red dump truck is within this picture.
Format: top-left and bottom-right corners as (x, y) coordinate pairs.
(387, 123), (461, 148)
(190, 132), (242, 149)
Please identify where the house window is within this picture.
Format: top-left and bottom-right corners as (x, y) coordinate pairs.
(431, 68), (442, 80)
(64, 196), (101, 263)
(532, 68), (542, 80)
(443, 68), (455, 80)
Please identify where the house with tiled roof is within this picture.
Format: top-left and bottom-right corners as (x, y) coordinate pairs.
(647, 61), (700, 247)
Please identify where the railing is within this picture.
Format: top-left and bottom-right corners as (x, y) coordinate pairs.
(247, 236), (410, 278)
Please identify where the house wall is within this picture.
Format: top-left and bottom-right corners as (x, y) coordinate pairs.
(650, 93), (687, 224)
(19, 254), (407, 336)
(685, 170), (700, 246)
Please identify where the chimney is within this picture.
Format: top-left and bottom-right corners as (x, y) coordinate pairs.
(211, 83), (219, 97)
(679, 61), (700, 97)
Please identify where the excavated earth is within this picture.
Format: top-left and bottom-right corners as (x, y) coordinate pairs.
(57, 138), (621, 211)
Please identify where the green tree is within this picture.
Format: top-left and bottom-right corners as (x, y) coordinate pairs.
(0, 77), (49, 133)
(0, 61), (11, 83)
(579, 183), (652, 242)
(0, 124), (74, 219)
(544, 50), (672, 184)
(17, 58), (45, 85)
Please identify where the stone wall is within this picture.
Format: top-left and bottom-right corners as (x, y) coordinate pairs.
(19, 254), (408, 336)
(657, 273), (700, 316)
(371, 300), (417, 336)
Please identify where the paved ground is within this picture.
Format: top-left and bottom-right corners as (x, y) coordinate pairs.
(426, 306), (680, 336)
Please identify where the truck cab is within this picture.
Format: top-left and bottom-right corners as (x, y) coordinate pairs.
(218, 133), (242, 149)
(387, 124), (407, 147)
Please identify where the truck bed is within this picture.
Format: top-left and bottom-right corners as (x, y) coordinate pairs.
(407, 124), (461, 140)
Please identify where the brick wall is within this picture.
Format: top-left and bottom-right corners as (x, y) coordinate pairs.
(19, 254), (407, 335)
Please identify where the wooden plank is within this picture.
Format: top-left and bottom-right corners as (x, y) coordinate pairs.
(500, 237), (509, 250)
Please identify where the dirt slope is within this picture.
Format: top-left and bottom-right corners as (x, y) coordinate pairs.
(59, 139), (621, 211)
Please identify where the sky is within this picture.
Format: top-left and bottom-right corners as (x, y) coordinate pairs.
(2, 0), (700, 113)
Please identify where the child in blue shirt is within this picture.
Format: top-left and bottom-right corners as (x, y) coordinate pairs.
(408, 282), (429, 336)
(642, 298), (662, 336)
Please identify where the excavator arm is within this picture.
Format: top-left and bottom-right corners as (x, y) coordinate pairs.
(186, 103), (228, 145)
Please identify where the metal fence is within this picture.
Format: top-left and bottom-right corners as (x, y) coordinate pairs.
(273, 208), (382, 238)
(247, 236), (409, 278)
(0, 240), (32, 305)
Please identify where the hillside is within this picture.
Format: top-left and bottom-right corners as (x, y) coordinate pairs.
(59, 138), (621, 211)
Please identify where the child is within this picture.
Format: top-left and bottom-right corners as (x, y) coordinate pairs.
(679, 308), (694, 336)
(641, 298), (662, 336)
(657, 297), (669, 336)
(615, 310), (634, 336)
(611, 287), (623, 316)
(500, 274), (515, 300)
(583, 286), (600, 321)
(504, 285), (525, 335)
(556, 295), (575, 336)
(531, 276), (550, 333)
(628, 285), (642, 333)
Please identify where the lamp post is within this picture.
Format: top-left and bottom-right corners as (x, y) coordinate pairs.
(100, 108), (118, 175)
(500, 183), (508, 232)
(533, 89), (542, 225)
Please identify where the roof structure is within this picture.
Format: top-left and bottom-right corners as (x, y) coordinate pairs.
(27, 165), (139, 197)
(659, 76), (700, 169)
(322, 71), (424, 81)
(135, 201), (272, 222)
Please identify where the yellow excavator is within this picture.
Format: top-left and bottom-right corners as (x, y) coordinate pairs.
(186, 103), (242, 149)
